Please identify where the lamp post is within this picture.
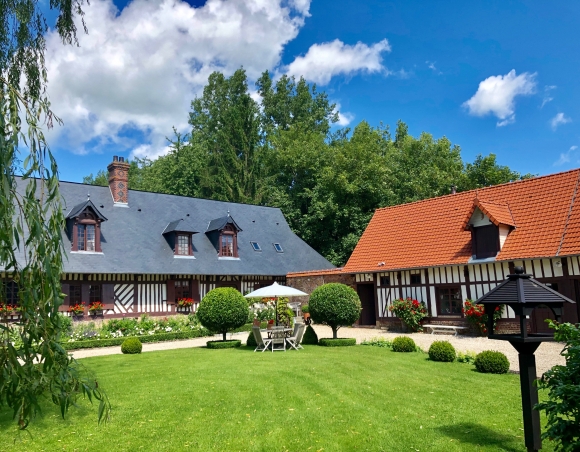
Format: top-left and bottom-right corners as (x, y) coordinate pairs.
(475, 266), (575, 452)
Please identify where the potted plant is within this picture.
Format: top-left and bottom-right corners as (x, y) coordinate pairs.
(388, 298), (428, 332)
(301, 304), (310, 321)
(463, 300), (503, 335)
(88, 301), (104, 316)
(68, 302), (86, 319)
(177, 298), (194, 312)
(0, 304), (18, 320)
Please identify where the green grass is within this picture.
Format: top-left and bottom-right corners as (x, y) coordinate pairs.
(0, 346), (553, 451)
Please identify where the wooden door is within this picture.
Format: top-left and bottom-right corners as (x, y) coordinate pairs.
(357, 284), (376, 326)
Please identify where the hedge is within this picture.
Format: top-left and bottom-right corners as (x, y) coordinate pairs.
(428, 340), (456, 362)
(61, 328), (211, 351)
(121, 337), (142, 354)
(318, 338), (356, 347)
(206, 340), (242, 349)
(392, 336), (416, 353)
(474, 350), (510, 374)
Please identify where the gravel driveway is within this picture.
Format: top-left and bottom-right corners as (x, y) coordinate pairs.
(70, 325), (566, 375)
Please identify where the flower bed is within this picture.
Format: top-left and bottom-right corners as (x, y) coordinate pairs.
(388, 298), (428, 332)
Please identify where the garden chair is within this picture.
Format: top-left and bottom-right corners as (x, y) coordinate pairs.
(286, 323), (306, 350)
(252, 326), (272, 352)
(270, 328), (286, 352)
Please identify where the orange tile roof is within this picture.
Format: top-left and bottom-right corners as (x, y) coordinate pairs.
(343, 168), (580, 273)
(287, 268), (345, 278)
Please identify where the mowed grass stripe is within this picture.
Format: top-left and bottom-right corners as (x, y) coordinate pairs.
(0, 346), (550, 451)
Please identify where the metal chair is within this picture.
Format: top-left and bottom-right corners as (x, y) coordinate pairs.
(286, 323), (306, 350)
(252, 326), (272, 352)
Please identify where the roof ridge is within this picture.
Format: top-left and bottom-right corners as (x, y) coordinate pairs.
(374, 167), (580, 213)
(556, 170), (580, 256)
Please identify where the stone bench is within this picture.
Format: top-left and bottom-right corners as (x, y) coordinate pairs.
(423, 324), (468, 336)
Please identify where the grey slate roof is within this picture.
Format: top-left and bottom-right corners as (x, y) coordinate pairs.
(24, 179), (334, 276)
(66, 199), (108, 221)
(206, 215), (242, 232)
(162, 219), (199, 235)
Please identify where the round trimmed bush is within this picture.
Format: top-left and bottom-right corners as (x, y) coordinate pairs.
(309, 283), (362, 339)
(121, 337), (142, 354)
(474, 350), (510, 374)
(301, 324), (319, 345)
(318, 338), (356, 347)
(206, 339), (242, 349)
(392, 336), (416, 352)
(428, 341), (456, 362)
(246, 331), (257, 348)
(197, 288), (249, 341)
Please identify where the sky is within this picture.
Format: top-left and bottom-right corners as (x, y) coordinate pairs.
(41, 0), (580, 183)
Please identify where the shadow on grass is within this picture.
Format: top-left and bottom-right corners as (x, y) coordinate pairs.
(437, 422), (521, 452)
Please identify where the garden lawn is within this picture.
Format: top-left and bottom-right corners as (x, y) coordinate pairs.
(0, 346), (553, 452)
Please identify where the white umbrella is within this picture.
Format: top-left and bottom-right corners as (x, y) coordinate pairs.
(244, 282), (307, 326)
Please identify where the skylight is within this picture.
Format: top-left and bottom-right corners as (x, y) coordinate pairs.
(273, 243), (283, 253)
(250, 241), (261, 251)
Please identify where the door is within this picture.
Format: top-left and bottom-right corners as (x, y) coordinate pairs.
(357, 284), (376, 326)
(530, 281), (575, 333)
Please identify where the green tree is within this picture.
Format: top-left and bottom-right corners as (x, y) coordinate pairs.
(462, 153), (534, 190)
(196, 288), (249, 341)
(189, 69), (263, 204)
(308, 283), (361, 339)
(0, 0), (110, 428)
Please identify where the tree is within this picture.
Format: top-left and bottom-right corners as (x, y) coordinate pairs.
(308, 283), (361, 339)
(196, 288), (248, 341)
(0, 0), (110, 428)
(462, 154), (534, 190)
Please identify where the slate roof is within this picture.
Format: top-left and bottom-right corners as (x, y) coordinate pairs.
(13, 178), (334, 276)
(206, 215), (242, 233)
(342, 168), (580, 274)
(162, 219), (199, 235)
(66, 199), (108, 221)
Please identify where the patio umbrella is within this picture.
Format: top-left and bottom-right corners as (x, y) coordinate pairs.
(244, 282), (308, 326)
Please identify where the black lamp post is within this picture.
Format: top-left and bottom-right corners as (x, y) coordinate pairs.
(475, 266), (575, 452)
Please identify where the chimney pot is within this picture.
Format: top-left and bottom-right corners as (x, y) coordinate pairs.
(450, 185), (457, 194)
(107, 157), (130, 205)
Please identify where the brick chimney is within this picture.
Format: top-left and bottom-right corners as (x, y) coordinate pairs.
(107, 156), (130, 205)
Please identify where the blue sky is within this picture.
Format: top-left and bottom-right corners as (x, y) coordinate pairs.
(42, 0), (580, 183)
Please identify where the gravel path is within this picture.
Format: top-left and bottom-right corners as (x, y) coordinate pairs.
(70, 325), (565, 375)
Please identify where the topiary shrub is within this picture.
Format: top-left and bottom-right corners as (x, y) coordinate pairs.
(206, 339), (242, 349)
(309, 283), (362, 339)
(474, 350), (510, 374)
(301, 325), (319, 345)
(121, 337), (142, 354)
(246, 331), (257, 348)
(318, 338), (356, 347)
(392, 336), (416, 352)
(428, 341), (456, 362)
(197, 288), (248, 342)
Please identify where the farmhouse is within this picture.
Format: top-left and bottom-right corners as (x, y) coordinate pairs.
(288, 169), (580, 333)
(3, 156), (334, 317)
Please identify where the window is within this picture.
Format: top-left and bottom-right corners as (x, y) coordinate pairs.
(437, 287), (462, 315)
(175, 280), (191, 301)
(176, 233), (191, 255)
(471, 225), (499, 259)
(89, 285), (101, 304)
(4, 281), (19, 305)
(250, 241), (261, 251)
(77, 224), (96, 251)
(380, 276), (390, 286)
(273, 243), (283, 253)
(69, 284), (82, 305)
(410, 273), (421, 285)
(220, 234), (235, 257)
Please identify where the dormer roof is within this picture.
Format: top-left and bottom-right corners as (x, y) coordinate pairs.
(162, 219), (199, 235)
(462, 199), (516, 230)
(206, 215), (243, 233)
(66, 199), (107, 222)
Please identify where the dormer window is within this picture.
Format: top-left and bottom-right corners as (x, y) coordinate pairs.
(206, 214), (242, 259)
(162, 219), (198, 257)
(66, 199), (107, 253)
(463, 200), (516, 260)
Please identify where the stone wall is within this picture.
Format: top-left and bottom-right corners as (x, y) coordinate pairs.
(287, 272), (356, 307)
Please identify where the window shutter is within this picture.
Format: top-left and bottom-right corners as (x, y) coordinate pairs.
(191, 279), (200, 302)
(166, 280), (176, 305)
(59, 283), (70, 312)
(102, 284), (115, 310)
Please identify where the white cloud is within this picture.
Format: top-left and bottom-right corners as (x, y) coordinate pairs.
(285, 39), (391, 85)
(550, 112), (571, 131)
(462, 70), (537, 126)
(45, 0), (313, 159)
(426, 60), (441, 74)
(333, 103), (354, 126)
(554, 145), (578, 166)
(541, 85), (556, 108)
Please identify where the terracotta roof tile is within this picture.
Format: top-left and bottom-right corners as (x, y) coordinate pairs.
(287, 268), (345, 278)
(343, 169), (580, 273)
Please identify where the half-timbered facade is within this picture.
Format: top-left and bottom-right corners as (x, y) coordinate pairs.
(288, 169), (580, 332)
(3, 156), (334, 318)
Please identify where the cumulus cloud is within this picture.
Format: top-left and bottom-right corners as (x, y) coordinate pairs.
(45, 0), (313, 158)
(554, 145), (578, 166)
(462, 70), (537, 126)
(332, 103), (354, 126)
(285, 39), (391, 85)
(550, 112), (571, 131)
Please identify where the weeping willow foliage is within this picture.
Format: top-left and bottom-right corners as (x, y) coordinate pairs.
(0, 0), (110, 429)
